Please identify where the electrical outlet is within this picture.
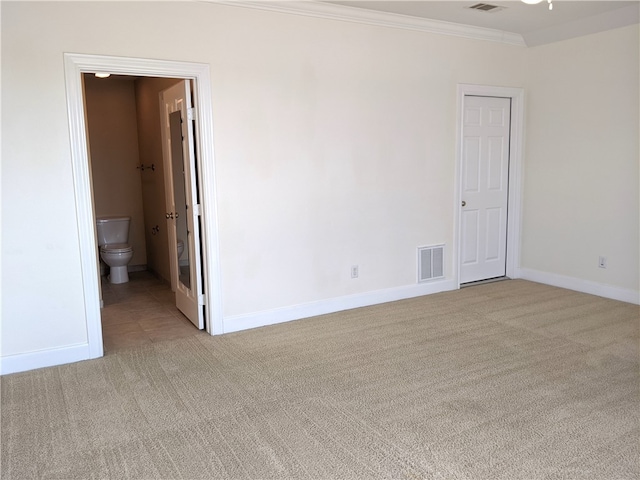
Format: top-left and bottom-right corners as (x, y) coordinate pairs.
(351, 265), (359, 279)
(598, 256), (607, 269)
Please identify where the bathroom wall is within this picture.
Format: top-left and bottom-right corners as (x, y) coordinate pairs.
(84, 75), (147, 267)
(135, 76), (183, 283)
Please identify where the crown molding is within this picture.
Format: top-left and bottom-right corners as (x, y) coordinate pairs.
(210, 1), (527, 47)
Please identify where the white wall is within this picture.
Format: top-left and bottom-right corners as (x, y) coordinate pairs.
(208, 9), (527, 317)
(521, 24), (639, 298)
(2, 1), (635, 373)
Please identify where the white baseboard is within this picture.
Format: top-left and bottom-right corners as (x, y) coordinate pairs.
(515, 268), (640, 305)
(1, 280), (456, 374)
(6, 271), (633, 375)
(0, 343), (92, 375)
(223, 279), (457, 333)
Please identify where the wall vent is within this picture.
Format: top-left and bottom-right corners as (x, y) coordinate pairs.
(418, 245), (445, 283)
(467, 3), (504, 13)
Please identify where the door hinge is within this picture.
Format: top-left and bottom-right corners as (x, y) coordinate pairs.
(198, 294), (206, 306)
(187, 107), (196, 122)
(193, 203), (202, 216)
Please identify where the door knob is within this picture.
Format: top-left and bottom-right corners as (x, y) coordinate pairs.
(175, 212), (179, 219)
(166, 212), (174, 219)
(461, 201), (466, 207)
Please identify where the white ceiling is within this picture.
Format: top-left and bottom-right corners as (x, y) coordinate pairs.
(322, 1), (639, 46)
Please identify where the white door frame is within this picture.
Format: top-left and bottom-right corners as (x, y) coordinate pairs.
(63, 53), (224, 359)
(454, 84), (524, 288)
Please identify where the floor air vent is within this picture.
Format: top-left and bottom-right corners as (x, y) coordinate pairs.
(418, 245), (445, 282)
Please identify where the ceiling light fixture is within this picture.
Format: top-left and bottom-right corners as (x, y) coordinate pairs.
(94, 72), (111, 78)
(521, 0), (553, 10)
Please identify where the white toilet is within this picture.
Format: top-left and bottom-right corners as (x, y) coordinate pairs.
(177, 239), (184, 259)
(96, 216), (134, 284)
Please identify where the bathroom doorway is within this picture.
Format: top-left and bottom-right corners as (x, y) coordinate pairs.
(83, 74), (203, 352)
(84, 75), (181, 288)
(64, 54), (223, 360)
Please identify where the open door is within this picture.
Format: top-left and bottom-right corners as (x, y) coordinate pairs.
(160, 80), (205, 329)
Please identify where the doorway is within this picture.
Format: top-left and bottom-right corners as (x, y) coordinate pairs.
(83, 74), (203, 351)
(64, 54), (223, 361)
(455, 84), (524, 288)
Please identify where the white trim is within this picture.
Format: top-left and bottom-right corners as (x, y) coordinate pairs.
(64, 54), (104, 360)
(454, 84), (525, 288)
(213, 1), (526, 47)
(515, 268), (640, 305)
(0, 343), (91, 375)
(63, 54), (224, 359)
(223, 279), (456, 333)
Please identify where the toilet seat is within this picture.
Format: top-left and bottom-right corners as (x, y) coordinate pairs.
(100, 243), (133, 254)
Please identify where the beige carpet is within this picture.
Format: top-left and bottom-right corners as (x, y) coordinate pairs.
(2, 280), (639, 479)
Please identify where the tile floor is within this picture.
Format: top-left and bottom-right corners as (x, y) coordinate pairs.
(100, 270), (203, 354)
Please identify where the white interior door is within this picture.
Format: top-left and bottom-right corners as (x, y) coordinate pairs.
(460, 95), (511, 284)
(160, 81), (204, 329)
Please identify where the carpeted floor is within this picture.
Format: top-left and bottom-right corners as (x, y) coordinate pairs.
(2, 280), (639, 479)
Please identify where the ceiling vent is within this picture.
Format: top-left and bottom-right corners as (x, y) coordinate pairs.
(467, 3), (504, 13)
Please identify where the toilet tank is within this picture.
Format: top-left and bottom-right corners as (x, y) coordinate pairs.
(96, 216), (131, 246)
